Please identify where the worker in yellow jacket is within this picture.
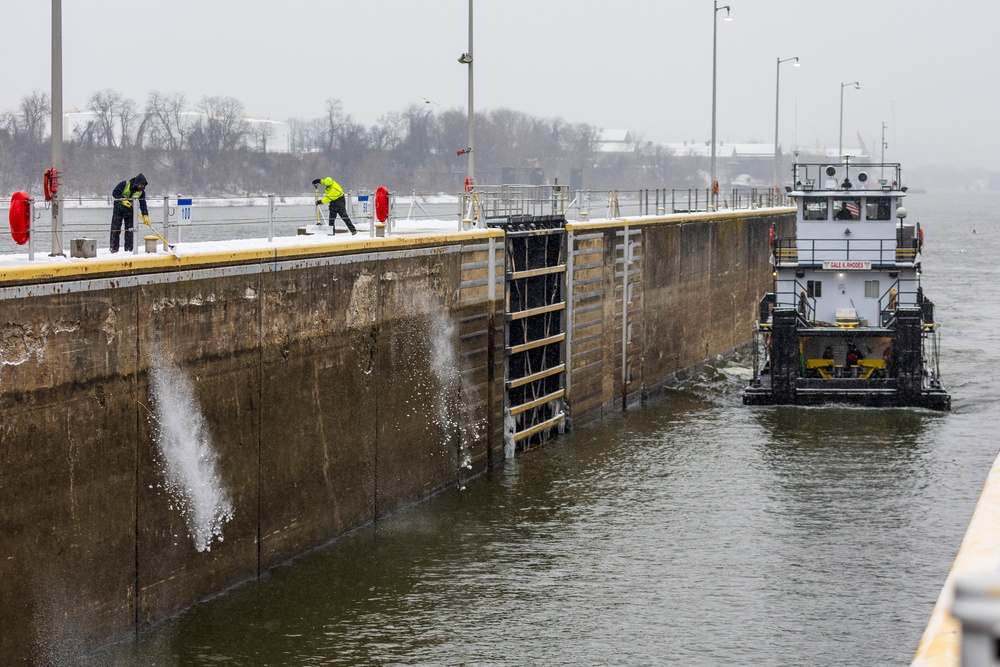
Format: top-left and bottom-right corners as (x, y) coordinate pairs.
(313, 177), (357, 235)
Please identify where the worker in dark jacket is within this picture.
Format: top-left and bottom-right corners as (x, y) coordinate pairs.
(313, 177), (357, 235)
(110, 173), (149, 252)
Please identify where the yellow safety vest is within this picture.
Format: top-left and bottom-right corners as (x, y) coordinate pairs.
(320, 177), (345, 203)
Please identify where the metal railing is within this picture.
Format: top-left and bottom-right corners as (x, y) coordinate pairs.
(774, 237), (919, 266)
(792, 161), (903, 192)
(1, 185), (795, 259)
(771, 277), (923, 325)
(463, 185), (792, 226)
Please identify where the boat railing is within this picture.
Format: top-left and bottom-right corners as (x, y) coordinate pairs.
(792, 161), (903, 193)
(770, 276), (926, 329)
(774, 237), (917, 266)
(876, 279), (925, 326)
(770, 279), (817, 321)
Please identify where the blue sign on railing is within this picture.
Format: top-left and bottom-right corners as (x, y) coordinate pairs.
(178, 198), (192, 225)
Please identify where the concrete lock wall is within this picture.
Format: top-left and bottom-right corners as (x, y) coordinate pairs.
(0, 209), (791, 662)
(0, 233), (506, 662)
(566, 210), (793, 425)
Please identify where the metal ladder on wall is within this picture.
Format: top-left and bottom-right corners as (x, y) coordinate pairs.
(496, 215), (568, 453)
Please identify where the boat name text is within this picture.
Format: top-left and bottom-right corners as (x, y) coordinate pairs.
(823, 260), (872, 270)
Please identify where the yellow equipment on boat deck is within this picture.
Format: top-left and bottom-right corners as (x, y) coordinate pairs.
(856, 358), (885, 379)
(805, 358), (835, 378)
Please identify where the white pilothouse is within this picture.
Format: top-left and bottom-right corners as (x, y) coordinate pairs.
(744, 160), (950, 409)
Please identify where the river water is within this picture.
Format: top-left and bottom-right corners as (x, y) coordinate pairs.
(78, 189), (998, 667)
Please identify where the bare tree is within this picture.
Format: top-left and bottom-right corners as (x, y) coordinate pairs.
(335, 118), (369, 172)
(287, 118), (316, 153)
(0, 92), (51, 193)
(118, 97), (138, 147)
(395, 104), (437, 170)
(191, 95), (248, 154)
(289, 117), (326, 154)
(88, 89), (117, 146)
(70, 117), (98, 148)
(0, 83), (638, 196)
(249, 120), (274, 153)
(317, 98), (344, 154)
(145, 91), (188, 152)
(18, 90), (51, 145)
(370, 111), (405, 151)
(88, 89), (137, 148)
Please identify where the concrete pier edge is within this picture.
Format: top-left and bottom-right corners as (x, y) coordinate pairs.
(912, 447), (1000, 666)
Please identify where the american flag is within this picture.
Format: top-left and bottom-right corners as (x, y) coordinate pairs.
(845, 201), (860, 218)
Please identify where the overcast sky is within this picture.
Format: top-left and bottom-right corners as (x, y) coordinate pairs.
(3, 1), (997, 170)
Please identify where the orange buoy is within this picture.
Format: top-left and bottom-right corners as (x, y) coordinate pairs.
(9, 191), (30, 245)
(769, 227), (775, 246)
(375, 186), (390, 223)
(43, 168), (58, 201)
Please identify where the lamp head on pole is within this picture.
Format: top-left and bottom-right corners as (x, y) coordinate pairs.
(715, 1), (733, 20)
(458, 53), (473, 64)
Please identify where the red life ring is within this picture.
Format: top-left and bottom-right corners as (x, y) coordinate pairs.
(43, 168), (58, 202)
(9, 191), (30, 245)
(375, 186), (390, 223)
(463, 177), (473, 193)
(918, 226), (924, 248)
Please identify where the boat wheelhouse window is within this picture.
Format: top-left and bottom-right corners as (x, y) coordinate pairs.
(864, 198), (892, 221)
(803, 197), (828, 220)
(833, 198), (861, 221)
(865, 280), (880, 298)
(807, 280), (822, 298)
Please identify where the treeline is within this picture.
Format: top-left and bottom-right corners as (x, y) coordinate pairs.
(0, 90), (690, 198)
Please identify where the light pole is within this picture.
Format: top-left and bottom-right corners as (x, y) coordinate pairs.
(50, 0), (64, 256)
(839, 81), (859, 158)
(710, 0), (732, 209)
(457, 0), (474, 189)
(773, 56), (799, 192)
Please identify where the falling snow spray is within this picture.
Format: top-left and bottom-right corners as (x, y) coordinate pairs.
(426, 295), (488, 472)
(148, 359), (234, 552)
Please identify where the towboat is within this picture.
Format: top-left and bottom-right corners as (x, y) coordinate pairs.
(743, 160), (950, 410)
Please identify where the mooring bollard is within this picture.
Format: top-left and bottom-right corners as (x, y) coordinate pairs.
(143, 235), (159, 253)
(952, 572), (1000, 667)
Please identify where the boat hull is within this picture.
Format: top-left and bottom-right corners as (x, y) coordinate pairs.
(743, 381), (951, 410)
(743, 307), (950, 411)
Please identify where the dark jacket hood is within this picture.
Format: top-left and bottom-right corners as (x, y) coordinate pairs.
(133, 173), (148, 186)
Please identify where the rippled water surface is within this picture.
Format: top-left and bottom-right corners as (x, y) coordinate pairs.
(83, 190), (1000, 666)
